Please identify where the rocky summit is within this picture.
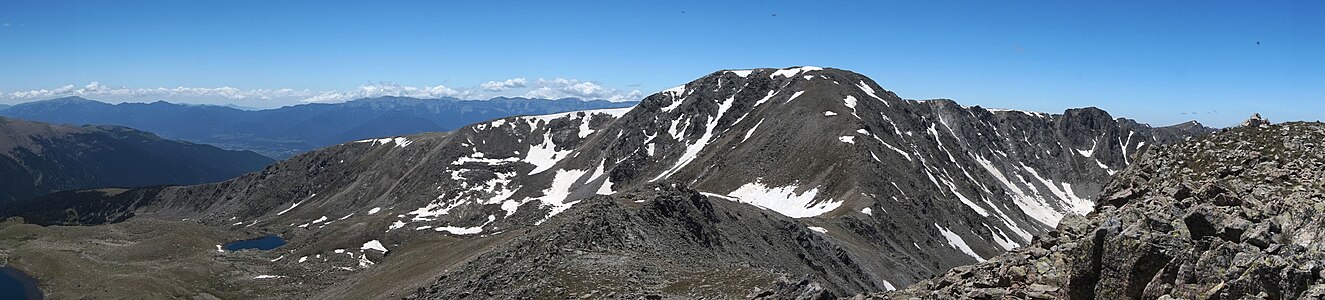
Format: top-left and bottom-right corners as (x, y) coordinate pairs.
(0, 67), (1215, 298)
(875, 121), (1325, 299)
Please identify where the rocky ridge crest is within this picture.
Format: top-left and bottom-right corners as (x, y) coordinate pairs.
(874, 121), (1325, 299)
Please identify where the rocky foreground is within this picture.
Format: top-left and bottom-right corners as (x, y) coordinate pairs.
(870, 121), (1325, 299)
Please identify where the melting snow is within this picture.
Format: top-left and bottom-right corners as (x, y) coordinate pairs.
(358, 254), (375, 268)
(987, 108), (1049, 117)
(940, 178), (988, 217)
(839, 136), (855, 144)
(361, 240), (388, 252)
(823, 111), (838, 116)
(1020, 163), (1092, 215)
(652, 94), (737, 181)
(368, 207), (381, 215)
(276, 194), (314, 216)
(388, 220), (406, 231)
(857, 80), (887, 106)
(254, 275), (284, 279)
(742, 119), (765, 143)
(843, 95), (858, 117)
(589, 161), (614, 195)
(356, 137), (412, 147)
(1096, 159), (1116, 175)
(536, 169), (590, 216)
(525, 131), (570, 175)
(577, 114), (595, 138)
(727, 182), (839, 218)
(861, 207), (873, 216)
(436, 215), (497, 235)
(770, 66), (823, 78)
(985, 224), (1021, 251)
(753, 90), (778, 108)
(975, 156), (1061, 229)
(661, 86), (688, 112)
(863, 130), (912, 161)
(936, 224), (986, 262)
(786, 91), (806, 103)
(728, 69), (754, 77)
(436, 226), (483, 235)
(1076, 139), (1098, 158)
(807, 226), (828, 233)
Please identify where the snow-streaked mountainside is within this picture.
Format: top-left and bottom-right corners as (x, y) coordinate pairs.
(3, 67), (1213, 298)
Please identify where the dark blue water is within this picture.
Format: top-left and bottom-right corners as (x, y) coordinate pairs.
(0, 267), (42, 300)
(223, 235), (286, 251)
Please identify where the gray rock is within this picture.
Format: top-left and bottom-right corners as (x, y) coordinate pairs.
(869, 122), (1325, 299)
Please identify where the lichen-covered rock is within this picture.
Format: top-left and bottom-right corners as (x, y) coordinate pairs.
(870, 121), (1325, 299)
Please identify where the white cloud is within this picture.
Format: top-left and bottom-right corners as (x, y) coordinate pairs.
(5, 82), (322, 101)
(479, 78), (527, 92)
(2, 76), (644, 106)
(522, 78), (642, 102)
(301, 82), (471, 103)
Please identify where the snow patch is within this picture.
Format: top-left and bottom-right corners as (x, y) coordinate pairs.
(742, 119), (765, 143)
(770, 66), (823, 78)
(355, 137), (412, 147)
(651, 94), (737, 181)
(276, 194), (315, 216)
(535, 169), (590, 217)
(807, 226), (828, 233)
(726, 182), (839, 218)
(786, 91), (806, 103)
(361, 240), (388, 253)
(843, 95), (858, 117)
(856, 80), (888, 106)
(936, 224), (986, 262)
(823, 111), (838, 116)
(524, 131), (571, 175)
(975, 156), (1061, 229)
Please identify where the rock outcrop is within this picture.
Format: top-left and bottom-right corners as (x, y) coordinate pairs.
(874, 121), (1325, 299)
(1242, 113), (1272, 128)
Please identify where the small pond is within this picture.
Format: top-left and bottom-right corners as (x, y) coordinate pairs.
(223, 235), (287, 251)
(0, 267), (42, 300)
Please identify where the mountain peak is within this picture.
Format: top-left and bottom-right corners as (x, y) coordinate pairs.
(641, 66), (896, 117)
(46, 96), (100, 104)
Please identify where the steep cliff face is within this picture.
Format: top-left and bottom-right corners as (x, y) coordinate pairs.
(876, 121), (1325, 299)
(3, 67), (1214, 297)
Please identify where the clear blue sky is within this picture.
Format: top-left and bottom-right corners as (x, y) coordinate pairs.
(0, 1), (1321, 127)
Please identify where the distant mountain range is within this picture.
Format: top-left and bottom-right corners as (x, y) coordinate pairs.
(0, 117), (273, 203)
(0, 96), (638, 158)
(0, 67), (1218, 298)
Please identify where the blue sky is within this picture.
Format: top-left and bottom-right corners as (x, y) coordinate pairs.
(0, 1), (1320, 127)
